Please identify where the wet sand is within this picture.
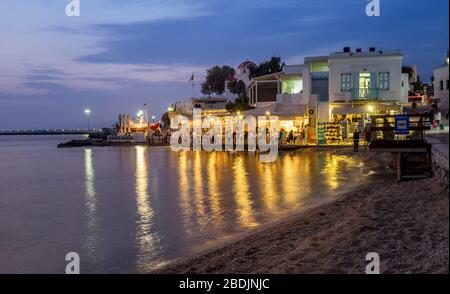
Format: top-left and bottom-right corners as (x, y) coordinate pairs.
(160, 151), (449, 274)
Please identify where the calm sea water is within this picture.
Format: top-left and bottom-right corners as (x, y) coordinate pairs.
(0, 135), (389, 273)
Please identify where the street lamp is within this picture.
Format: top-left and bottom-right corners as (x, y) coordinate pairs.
(151, 115), (156, 122)
(84, 109), (91, 130)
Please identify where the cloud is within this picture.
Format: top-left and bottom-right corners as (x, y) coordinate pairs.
(0, 0), (448, 129)
(24, 75), (63, 81)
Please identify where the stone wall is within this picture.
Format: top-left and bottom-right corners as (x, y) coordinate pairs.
(431, 146), (449, 190)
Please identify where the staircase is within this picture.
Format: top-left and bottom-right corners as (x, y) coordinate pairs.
(316, 102), (330, 123)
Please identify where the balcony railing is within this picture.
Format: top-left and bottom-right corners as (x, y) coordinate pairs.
(276, 93), (307, 104)
(351, 88), (380, 100)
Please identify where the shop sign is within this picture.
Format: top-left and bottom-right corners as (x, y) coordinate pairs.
(394, 115), (410, 134)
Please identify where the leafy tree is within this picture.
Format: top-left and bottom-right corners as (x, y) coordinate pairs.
(227, 79), (246, 98)
(402, 66), (414, 81)
(201, 65), (235, 96)
(225, 79), (252, 112)
(224, 96), (252, 113)
(250, 56), (284, 78)
(160, 112), (170, 127)
(225, 101), (235, 113)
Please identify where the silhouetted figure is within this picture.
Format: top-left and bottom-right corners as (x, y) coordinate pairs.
(364, 124), (371, 151)
(288, 130), (294, 145)
(353, 129), (360, 152)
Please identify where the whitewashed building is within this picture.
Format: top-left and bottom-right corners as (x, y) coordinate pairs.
(223, 60), (256, 101)
(247, 47), (409, 143)
(433, 52), (449, 123)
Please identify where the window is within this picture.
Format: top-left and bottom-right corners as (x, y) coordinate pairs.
(281, 78), (303, 94)
(440, 80), (444, 91)
(341, 73), (351, 91)
(311, 61), (329, 73)
(378, 72), (390, 90)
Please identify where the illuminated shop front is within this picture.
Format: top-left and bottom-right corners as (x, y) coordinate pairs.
(316, 101), (403, 145)
(244, 103), (311, 145)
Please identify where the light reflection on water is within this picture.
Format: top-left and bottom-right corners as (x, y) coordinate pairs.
(233, 155), (257, 228)
(134, 146), (160, 271)
(83, 148), (104, 269)
(0, 136), (391, 273)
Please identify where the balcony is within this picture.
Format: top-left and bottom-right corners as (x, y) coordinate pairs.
(351, 88), (380, 100)
(276, 93), (307, 104)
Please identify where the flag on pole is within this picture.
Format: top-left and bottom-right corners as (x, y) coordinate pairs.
(188, 73), (194, 83)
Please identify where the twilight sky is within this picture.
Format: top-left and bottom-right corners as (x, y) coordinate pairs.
(0, 0), (448, 129)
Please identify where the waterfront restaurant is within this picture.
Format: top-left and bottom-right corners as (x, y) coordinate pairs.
(308, 47), (409, 144)
(246, 65), (314, 143)
(169, 47), (411, 146)
(247, 47), (410, 145)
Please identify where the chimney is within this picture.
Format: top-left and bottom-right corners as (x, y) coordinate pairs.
(343, 47), (351, 53)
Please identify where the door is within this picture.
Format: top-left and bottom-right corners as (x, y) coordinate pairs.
(359, 73), (371, 98)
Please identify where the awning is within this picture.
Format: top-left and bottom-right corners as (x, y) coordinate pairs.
(331, 103), (402, 115)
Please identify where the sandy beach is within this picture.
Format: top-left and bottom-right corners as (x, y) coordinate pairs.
(160, 151), (449, 274)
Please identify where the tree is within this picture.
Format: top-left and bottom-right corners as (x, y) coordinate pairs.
(225, 79), (252, 113)
(160, 112), (170, 127)
(227, 79), (246, 98)
(201, 65), (235, 96)
(225, 101), (235, 113)
(250, 56), (284, 78)
(402, 66), (415, 81)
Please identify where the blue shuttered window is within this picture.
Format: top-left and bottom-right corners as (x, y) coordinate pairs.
(378, 72), (390, 90)
(341, 73), (351, 91)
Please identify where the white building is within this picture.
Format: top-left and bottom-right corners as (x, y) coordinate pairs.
(172, 97), (228, 116)
(223, 60), (256, 101)
(247, 47), (409, 143)
(250, 47), (408, 107)
(308, 47), (408, 122)
(433, 52), (449, 123)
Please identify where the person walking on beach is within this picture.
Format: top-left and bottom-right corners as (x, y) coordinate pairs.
(353, 129), (360, 152)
